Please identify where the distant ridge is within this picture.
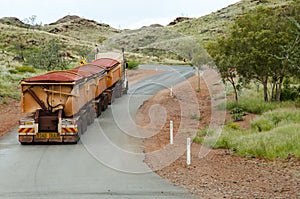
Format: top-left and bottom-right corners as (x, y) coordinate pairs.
(168, 17), (192, 26)
(0, 17), (26, 27)
(48, 15), (110, 28)
(49, 15), (81, 25)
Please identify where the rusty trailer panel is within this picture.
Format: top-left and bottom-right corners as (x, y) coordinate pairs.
(90, 58), (120, 70)
(23, 71), (83, 82)
(23, 64), (107, 83)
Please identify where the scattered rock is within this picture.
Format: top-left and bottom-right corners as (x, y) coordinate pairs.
(168, 17), (192, 26)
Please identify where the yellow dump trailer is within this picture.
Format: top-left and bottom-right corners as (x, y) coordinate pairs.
(19, 55), (128, 144)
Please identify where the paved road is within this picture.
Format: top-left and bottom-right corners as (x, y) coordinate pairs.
(0, 65), (196, 199)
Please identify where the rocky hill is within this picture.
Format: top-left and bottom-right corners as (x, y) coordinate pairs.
(99, 0), (297, 63)
(168, 0), (297, 42)
(0, 17), (27, 28)
(0, 14), (121, 67)
(0, 0), (297, 64)
(42, 15), (120, 43)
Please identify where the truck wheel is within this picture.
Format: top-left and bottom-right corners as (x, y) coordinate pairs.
(97, 101), (102, 117)
(102, 94), (109, 111)
(105, 95), (109, 110)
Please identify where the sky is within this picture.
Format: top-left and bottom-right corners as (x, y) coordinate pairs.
(1, 0), (240, 29)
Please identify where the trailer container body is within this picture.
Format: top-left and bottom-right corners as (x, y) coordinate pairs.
(18, 53), (128, 144)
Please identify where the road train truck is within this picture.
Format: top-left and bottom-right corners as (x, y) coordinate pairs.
(18, 52), (128, 144)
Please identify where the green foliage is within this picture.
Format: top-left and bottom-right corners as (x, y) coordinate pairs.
(230, 107), (247, 121)
(208, 2), (300, 102)
(211, 108), (300, 159)
(226, 122), (241, 130)
(98, 36), (107, 44)
(193, 128), (209, 144)
(226, 88), (295, 114)
(15, 66), (35, 73)
(77, 46), (92, 59)
(231, 125), (300, 159)
(127, 60), (139, 70)
(193, 136), (204, 144)
(280, 84), (300, 101)
(8, 69), (18, 74)
(257, 108), (300, 126)
(26, 38), (70, 71)
(206, 38), (241, 104)
(251, 118), (275, 132)
(281, 88), (300, 101)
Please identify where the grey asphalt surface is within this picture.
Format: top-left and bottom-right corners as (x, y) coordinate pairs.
(0, 65), (197, 199)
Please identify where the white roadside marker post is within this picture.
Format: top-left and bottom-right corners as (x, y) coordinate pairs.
(170, 120), (173, 145)
(170, 86), (173, 97)
(187, 138), (191, 165)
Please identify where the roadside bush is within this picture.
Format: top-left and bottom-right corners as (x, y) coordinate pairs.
(193, 136), (204, 144)
(251, 118), (274, 132)
(230, 107), (247, 121)
(226, 122), (241, 130)
(127, 60), (139, 70)
(8, 69), (18, 74)
(193, 128), (207, 144)
(280, 86), (300, 101)
(15, 66), (35, 73)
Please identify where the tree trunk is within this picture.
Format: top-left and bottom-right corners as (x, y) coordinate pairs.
(232, 81), (239, 105)
(271, 80), (276, 101)
(276, 76), (284, 102)
(228, 76), (239, 105)
(263, 79), (269, 102)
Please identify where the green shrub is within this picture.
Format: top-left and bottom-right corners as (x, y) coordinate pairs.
(8, 69), (18, 74)
(251, 118), (274, 132)
(226, 122), (241, 130)
(230, 107), (247, 121)
(281, 86), (300, 101)
(98, 36), (107, 44)
(15, 66), (35, 73)
(127, 60), (139, 70)
(193, 136), (204, 144)
(193, 128), (209, 144)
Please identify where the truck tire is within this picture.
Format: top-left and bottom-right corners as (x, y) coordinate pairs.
(97, 101), (102, 117)
(102, 94), (109, 111)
